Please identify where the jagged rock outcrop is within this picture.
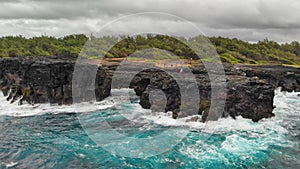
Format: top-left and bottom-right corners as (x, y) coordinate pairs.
(241, 65), (300, 92)
(0, 57), (299, 122)
(127, 64), (278, 122)
(0, 57), (110, 105)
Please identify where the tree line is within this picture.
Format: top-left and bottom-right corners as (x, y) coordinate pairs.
(0, 34), (299, 65)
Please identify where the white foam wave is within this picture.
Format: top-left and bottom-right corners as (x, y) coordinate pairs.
(0, 87), (299, 136)
(0, 91), (114, 117)
(1, 162), (18, 168)
(139, 88), (300, 135)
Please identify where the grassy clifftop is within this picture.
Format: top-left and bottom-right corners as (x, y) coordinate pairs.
(210, 37), (300, 65)
(0, 34), (299, 65)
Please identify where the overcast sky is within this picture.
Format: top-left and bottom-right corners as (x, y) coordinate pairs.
(0, 0), (300, 42)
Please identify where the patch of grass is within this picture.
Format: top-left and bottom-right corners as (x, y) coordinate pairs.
(153, 55), (179, 60)
(220, 53), (241, 64)
(87, 56), (101, 60)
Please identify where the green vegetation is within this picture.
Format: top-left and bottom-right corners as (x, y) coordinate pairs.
(0, 34), (300, 65)
(210, 37), (300, 65)
(0, 34), (88, 58)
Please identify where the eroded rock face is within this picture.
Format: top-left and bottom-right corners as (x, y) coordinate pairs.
(0, 57), (110, 105)
(0, 57), (299, 122)
(129, 69), (182, 118)
(224, 81), (275, 122)
(242, 65), (300, 92)
(127, 64), (300, 122)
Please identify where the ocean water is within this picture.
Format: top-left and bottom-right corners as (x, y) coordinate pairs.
(0, 88), (299, 169)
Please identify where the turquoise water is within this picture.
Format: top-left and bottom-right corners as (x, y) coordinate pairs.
(0, 89), (299, 168)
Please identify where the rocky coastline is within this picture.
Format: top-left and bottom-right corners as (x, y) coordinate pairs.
(0, 57), (299, 122)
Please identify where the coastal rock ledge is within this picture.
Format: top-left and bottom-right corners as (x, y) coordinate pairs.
(0, 57), (299, 122)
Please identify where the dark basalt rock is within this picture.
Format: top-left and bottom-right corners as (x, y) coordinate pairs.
(129, 69), (181, 118)
(242, 65), (300, 92)
(127, 64), (299, 122)
(0, 57), (299, 122)
(0, 57), (110, 105)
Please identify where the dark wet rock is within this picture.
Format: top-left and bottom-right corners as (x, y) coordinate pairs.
(0, 57), (110, 105)
(0, 57), (299, 122)
(128, 64), (299, 122)
(241, 65), (300, 92)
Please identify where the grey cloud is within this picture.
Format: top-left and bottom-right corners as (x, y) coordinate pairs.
(0, 0), (105, 19)
(0, 0), (299, 42)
